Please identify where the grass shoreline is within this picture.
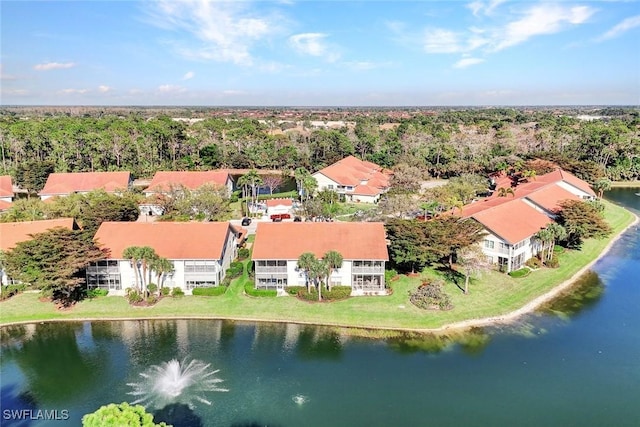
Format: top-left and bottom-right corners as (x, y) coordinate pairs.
(1, 201), (636, 333)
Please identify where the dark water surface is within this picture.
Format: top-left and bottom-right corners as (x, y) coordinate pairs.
(1, 190), (639, 427)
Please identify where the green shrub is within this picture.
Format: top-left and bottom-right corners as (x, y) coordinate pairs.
(171, 287), (184, 297)
(230, 190), (241, 203)
(160, 287), (170, 296)
(227, 261), (244, 278)
(86, 288), (109, 298)
(126, 288), (143, 304)
(192, 286), (226, 296)
(237, 248), (250, 260)
(385, 269), (398, 283)
(293, 285), (352, 301)
(147, 283), (158, 294)
(508, 268), (530, 278)
(1, 283), (27, 300)
(147, 295), (159, 305)
(525, 257), (543, 269)
(244, 282), (277, 297)
(409, 280), (453, 310)
(553, 245), (565, 254)
(545, 255), (560, 268)
(287, 286), (304, 296)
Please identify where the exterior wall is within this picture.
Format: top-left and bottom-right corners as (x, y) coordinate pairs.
(480, 231), (542, 272)
(349, 193), (379, 204)
(86, 228), (237, 295)
(254, 258), (386, 294)
(0, 196), (12, 203)
(312, 172), (341, 192)
(267, 204), (292, 216)
(557, 181), (594, 200)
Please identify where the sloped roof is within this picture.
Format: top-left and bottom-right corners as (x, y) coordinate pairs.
(352, 184), (382, 196)
(525, 184), (580, 212)
(265, 198), (293, 207)
(471, 200), (552, 244)
(39, 172), (130, 196)
(144, 171), (231, 193)
(0, 199), (12, 211)
(252, 222), (388, 260)
(0, 218), (76, 251)
(0, 175), (13, 198)
(538, 169), (596, 196)
(314, 156), (390, 191)
(93, 221), (233, 260)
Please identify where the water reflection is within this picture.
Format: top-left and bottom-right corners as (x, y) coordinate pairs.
(0, 323), (108, 405)
(538, 270), (605, 319)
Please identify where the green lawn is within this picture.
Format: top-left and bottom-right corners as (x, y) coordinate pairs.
(0, 201), (635, 331)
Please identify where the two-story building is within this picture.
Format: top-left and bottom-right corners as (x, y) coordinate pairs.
(38, 171), (131, 200)
(462, 168), (596, 272)
(89, 221), (239, 294)
(140, 170), (234, 215)
(311, 156), (391, 203)
(251, 222), (389, 295)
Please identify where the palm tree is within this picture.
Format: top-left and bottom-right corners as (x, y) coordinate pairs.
(309, 258), (326, 301)
(322, 251), (343, 292)
(294, 167), (311, 199)
(593, 178), (611, 199)
(534, 227), (554, 262)
(297, 252), (317, 293)
(150, 256), (174, 295)
(123, 246), (142, 293)
(545, 223), (568, 261)
(496, 187), (515, 197)
(301, 175), (318, 201)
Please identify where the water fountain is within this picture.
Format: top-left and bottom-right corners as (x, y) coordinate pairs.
(127, 358), (228, 409)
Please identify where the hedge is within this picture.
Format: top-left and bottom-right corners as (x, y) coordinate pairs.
(192, 286), (227, 296)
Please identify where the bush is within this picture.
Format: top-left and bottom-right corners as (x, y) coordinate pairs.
(1, 283), (27, 300)
(409, 280), (453, 310)
(508, 268), (530, 278)
(293, 285), (352, 301)
(192, 286), (226, 296)
(230, 190), (241, 203)
(171, 287), (185, 297)
(227, 261), (244, 279)
(147, 283), (158, 294)
(86, 288), (109, 299)
(244, 283), (277, 297)
(525, 257), (543, 269)
(160, 287), (170, 296)
(545, 255), (560, 268)
(237, 248), (250, 260)
(286, 286), (304, 296)
(126, 288), (143, 304)
(385, 269), (398, 283)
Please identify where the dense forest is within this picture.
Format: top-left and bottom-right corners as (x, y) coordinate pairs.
(1, 107), (638, 184)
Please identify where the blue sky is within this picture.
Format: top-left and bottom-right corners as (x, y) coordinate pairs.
(1, 0), (639, 106)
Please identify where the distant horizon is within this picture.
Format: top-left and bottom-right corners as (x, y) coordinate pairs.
(3, 1), (639, 106)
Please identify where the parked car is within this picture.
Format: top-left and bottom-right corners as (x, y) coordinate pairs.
(293, 216), (302, 222)
(272, 216), (283, 222)
(241, 217), (252, 226)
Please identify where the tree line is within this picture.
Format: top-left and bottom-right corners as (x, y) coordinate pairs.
(1, 108), (638, 184)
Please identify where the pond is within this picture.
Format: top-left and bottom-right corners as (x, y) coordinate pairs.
(1, 189), (639, 427)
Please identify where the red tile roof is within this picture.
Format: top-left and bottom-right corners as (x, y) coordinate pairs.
(525, 184), (580, 212)
(144, 171), (231, 193)
(314, 156), (390, 191)
(0, 175), (13, 198)
(471, 199), (553, 244)
(39, 172), (130, 196)
(0, 218), (76, 251)
(252, 222), (388, 260)
(94, 222), (233, 260)
(265, 198), (293, 207)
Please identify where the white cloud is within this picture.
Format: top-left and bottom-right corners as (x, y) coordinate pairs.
(143, 0), (281, 66)
(182, 71), (195, 80)
(58, 88), (88, 94)
(467, 0), (507, 17)
(492, 4), (595, 51)
(596, 14), (640, 41)
(289, 33), (340, 62)
(423, 29), (464, 53)
(98, 85), (111, 93)
(453, 57), (485, 68)
(2, 88), (28, 96)
(0, 64), (17, 80)
(158, 84), (186, 94)
(34, 62), (76, 71)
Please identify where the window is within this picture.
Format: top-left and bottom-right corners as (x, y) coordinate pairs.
(186, 280), (216, 289)
(484, 240), (495, 249)
(185, 260), (216, 273)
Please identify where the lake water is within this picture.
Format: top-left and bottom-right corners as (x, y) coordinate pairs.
(1, 189), (639, 427)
